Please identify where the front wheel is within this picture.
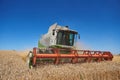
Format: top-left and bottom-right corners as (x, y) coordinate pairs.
(26, 51), (33, 69)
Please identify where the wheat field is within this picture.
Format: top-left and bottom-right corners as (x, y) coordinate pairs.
(0, 50), (120, 80)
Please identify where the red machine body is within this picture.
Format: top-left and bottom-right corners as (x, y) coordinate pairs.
(32, 47), (113, 66)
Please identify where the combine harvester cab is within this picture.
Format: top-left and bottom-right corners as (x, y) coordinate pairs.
(27, 23), (113, 68)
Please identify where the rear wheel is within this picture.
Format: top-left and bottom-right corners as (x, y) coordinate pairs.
(26, 51), (33, 69)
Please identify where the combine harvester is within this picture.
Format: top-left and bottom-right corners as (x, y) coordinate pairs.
(27, 23), (113, 68)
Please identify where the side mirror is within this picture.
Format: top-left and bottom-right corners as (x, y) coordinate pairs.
(78, 34), (80, 39)
(52, 30), (55, 35)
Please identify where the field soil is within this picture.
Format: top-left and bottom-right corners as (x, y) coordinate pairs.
(0, 50), (120, 80)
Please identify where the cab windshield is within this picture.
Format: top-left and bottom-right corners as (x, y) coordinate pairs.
(56, 31), (75, 46)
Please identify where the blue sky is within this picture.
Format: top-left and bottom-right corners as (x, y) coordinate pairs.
(0, 0), (120, 54)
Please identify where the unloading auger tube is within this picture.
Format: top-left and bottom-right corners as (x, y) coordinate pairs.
(27, 47), (113, 68)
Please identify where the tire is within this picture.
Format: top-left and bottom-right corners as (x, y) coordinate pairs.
(26, 51), (33, 69)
